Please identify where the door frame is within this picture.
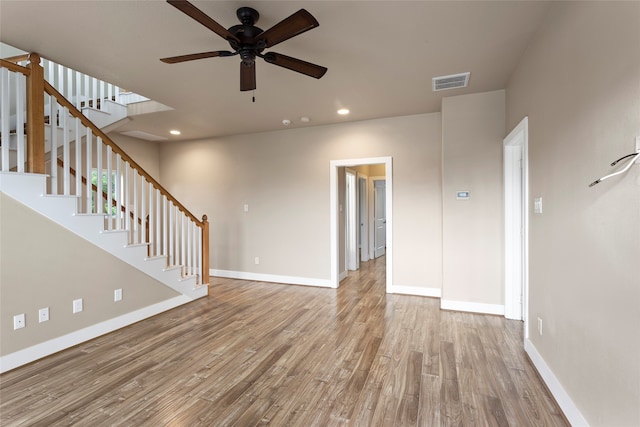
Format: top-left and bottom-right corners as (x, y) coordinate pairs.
(345, 168), (358, 271)
(371, 176), (386, 259)
(330, 157), (393, 290)
(503, 117), (529, 331)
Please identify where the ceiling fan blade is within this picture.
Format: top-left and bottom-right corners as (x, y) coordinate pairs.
(255, 9), (319, 48)
(263, 52), (327, 79)
(167, 0), (240, 43)
(240, 62), (256, 91)
(160, 50), (235, 64)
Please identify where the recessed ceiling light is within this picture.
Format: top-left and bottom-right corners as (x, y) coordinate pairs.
(300, 116), (310, 123)
(337, 109), (350, 115)
(169, 129), (181, 135)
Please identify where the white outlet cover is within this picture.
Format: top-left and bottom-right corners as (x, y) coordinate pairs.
(114, 288), (123, 302)
(39, 307), (50, 323)
(73, 298), (83, 313)
(13, 313), (26, 330)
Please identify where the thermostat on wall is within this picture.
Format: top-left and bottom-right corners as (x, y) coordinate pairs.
(456, 191), (470, 200)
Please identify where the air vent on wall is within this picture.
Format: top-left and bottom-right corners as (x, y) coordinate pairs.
(432, 72), (470, 91)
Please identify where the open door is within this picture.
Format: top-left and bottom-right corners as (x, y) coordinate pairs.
(373, 179), (386, 258)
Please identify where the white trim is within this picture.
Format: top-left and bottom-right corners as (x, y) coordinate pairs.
(339, 270), (348, 282)
(211, 269), (333, 288)
(440, 299), (505, 316)
(503, 117), (530, 331)
(330, 157), (393, 290)
(525, 339), (590, 426)
(0, 295), (192, 373)
(389, 285), (441, 298)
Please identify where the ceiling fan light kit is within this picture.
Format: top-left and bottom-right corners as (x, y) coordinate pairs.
(161, 0), (327, 92)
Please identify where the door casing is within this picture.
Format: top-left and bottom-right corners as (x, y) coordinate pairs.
(330, 157), (392, 290)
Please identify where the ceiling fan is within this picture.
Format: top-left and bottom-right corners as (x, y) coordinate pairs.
(161, 0), (328, 91)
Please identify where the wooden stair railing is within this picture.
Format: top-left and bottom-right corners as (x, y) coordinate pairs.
(1, 53), (209, 289)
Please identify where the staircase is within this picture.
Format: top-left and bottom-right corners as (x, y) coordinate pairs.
(0, 53), (209, 371)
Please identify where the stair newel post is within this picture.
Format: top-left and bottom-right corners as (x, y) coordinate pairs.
(201, 215), (210, 290)
(26, 53), (45, 174)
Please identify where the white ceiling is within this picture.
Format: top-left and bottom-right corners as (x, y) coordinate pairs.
(0, 1), (551, 141)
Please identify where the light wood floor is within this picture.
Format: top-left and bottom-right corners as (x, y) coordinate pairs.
(0, 257), (567, 426)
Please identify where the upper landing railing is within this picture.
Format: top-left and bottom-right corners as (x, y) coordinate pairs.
(0, 53), (210, 288)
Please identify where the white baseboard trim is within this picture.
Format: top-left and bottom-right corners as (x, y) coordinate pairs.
(525, 339), (589, 426)
(211, 269), (333, 288)
(0, 295), (192, 374)
(440, 299), (505, 315)
(339, 270), (348, 282)
(389, 285), (441, 298)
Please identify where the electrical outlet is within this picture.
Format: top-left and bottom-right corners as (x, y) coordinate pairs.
(39, 307), (50, 323)
(254, 257), (260, 265)
(73, 298), (83, 314)
(13, 313), (25, 330)
(537, 317), (543, 335)
(114, 288), (123, 302)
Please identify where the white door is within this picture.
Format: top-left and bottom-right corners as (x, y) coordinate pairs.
(346, 170), (358, 271)
(373, 179), (386, 258)
(358, 176), (369, 262)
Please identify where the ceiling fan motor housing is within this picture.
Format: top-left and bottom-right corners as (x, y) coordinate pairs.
(229, 7), (265, 64)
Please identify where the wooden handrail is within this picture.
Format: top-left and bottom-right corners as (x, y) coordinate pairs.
(43, 80), (204, 228)
(0, 59), (30, 75)
(1, 53), (30, 64)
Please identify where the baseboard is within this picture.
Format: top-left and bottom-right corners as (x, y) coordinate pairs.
(525, 339), (589, 426)
(0, 295), (192, 374)
(389, 285), (441, 298)
(440, 299), (505, 315)
(211, 269), (333, 288)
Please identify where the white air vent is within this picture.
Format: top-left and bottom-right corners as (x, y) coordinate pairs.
(120, 130), (168, 141)
(432, 72), (470, 91)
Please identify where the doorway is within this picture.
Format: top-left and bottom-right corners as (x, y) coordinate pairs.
(330, 157), (393, 291)
(504, 117), (529, 331)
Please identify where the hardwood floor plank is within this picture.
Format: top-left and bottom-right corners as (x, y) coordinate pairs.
(0, 257), (568, 426)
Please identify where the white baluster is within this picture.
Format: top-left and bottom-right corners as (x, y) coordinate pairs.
(50, 95), (58, 195)
(75, 71), (82, 110)
(15, 72), (26, 173)
(85, 128), (92, 213)
(125, 162), (131, 240)
(99, 80), (105, 110)
(141, 175), (146, 244)
(62, 107), (70, 195)
(83, 74), (89, 109)
(0, 68), (9, 172)
(96, 136), (102, 214)
(148, 181), (154, 256)
(106, 145), (113, 230)
(115, 154), (122, 230)
(198, 225), (202, 283)
(75, 117), (82, 196)
(169, 203), (174, 266)
(66, 67), (73, 103)
(163, 195), (168, 260)
(156, 188), (162, 257)
(91, 77), (97, 109)
(133, 171), (138, 244)
(57, 63), (64, 98)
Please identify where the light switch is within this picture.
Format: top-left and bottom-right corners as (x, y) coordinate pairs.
(244, 204), (249, 213)
(534, 197), (543, 214)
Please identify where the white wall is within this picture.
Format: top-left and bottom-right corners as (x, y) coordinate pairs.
(159, 113), (443, 291)
(441, 90), (506, 312)
(506, 2), (640, 425)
